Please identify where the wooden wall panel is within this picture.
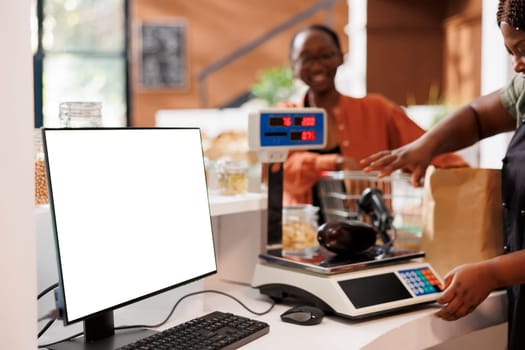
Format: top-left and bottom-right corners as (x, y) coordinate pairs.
(130, 0), (348, 126)
(366, 0), (447, 106)
(366, 0), (481, 107)
(443, 0), (482, 105)
(130, 0), (481, 126)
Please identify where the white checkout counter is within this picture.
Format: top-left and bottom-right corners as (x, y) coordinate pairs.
(36, 192), (508, 349)
(202, 275), (507, 350)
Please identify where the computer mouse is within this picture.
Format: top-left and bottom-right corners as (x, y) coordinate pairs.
(317, 220), (377, 255)
(280, 305), (324, 326)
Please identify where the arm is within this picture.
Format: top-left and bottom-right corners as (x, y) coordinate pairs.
(283, 150), (362, 200)
(435, 250), (525, 321)
(421, 91), (514, 155)
(282, 151), (338, 204)
(361, 91), (515, 186)
(386, 99), (469, 170)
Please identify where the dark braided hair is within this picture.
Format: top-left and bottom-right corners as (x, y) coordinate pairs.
(497, 0), (525, 30)
(289, 24), (342, 60)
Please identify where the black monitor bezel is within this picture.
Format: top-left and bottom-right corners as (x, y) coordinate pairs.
(42, 127), (217, 335)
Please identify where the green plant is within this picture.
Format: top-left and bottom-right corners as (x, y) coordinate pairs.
(250, 66), (294, 106)
(405, 82), (460, 129)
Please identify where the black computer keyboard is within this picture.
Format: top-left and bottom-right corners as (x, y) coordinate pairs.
(118, 311), (270, 350)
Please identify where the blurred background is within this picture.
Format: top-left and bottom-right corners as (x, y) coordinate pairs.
(31, 0), (512, 167)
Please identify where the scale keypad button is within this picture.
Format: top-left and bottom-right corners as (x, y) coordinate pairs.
(399, 267), (443, 296)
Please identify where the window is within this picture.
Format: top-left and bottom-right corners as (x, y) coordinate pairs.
(32, 0), (129, 127)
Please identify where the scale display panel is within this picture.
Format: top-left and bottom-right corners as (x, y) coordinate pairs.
(339, 273), (412, 308)
(248, 108), (326, 162)
(338, 266), (442, 309)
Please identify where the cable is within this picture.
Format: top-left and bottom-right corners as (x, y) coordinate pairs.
(38, 331), (83, 349)
(38, 288), (275, 348)
(117, 289), (276, 330)
(37, 282), (61, 342)
(37, 283), (62, 341)
(38, 308), (60, 322)
(38, 319), (56, 338)
(38, 282), (59, 300)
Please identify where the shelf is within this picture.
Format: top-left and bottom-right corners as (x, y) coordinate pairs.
(35, 192), (268, 218)
(208, 192), (267, 216)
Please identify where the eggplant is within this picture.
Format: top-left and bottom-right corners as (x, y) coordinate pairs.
(317, 220), (377, 255)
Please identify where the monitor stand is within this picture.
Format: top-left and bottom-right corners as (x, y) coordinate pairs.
(48, 329), (156, 350)
(48, 311), (157, 350)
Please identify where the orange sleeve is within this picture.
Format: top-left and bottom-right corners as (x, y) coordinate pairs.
(386, 102), (426, 148)
(431, 153), (470, 168)
(282, 151), (338, 204)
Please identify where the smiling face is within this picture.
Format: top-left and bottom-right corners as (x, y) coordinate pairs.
(501, 22), (525, 75)
(290, 29), (344, 95)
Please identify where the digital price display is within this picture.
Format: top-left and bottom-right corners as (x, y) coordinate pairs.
(269, 116), (292, 127)
(294, 116), (316, 127)
(248, 108), (326, 162)
(259, 111), (325, 147)
(268, 115), (317, 128)
(290, 130), (316, 141)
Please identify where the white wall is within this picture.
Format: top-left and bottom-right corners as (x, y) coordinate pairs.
(338, 0), (367, 97)
(0, 1), (37, 349)
(480, 0), (514, 168)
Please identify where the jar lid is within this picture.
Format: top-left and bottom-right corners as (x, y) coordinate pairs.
(59, 101), (102, 128)
(216, 159), (248, 172)
(59, 101), (101, 114)
(283, 204), (319, 213)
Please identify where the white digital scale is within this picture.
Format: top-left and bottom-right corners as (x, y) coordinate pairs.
(248, 108), (444, 319)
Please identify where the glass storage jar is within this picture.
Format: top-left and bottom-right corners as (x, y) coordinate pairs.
(34, 129), (48, 205)
(59, 101), (102, 128)
(216, 159), (248, 195)
(282, 204), (320, 257)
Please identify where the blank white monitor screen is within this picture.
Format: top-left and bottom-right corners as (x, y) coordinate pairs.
(43, 128), (217, 324)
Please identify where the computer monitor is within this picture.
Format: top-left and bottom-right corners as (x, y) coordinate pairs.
(42, 127), (217, 349)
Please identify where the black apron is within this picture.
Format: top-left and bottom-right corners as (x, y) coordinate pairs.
(501, 119), (525, 350)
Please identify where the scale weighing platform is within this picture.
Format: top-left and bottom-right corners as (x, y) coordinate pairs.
(248, 108), (444, 319)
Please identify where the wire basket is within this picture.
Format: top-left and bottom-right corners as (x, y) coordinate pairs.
(317, 170), (424, 245)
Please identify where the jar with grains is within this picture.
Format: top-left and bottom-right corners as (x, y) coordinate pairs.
(34, 129), (48, 205)
(282, 205), (320, 257)
(34, 102), (102, 206)
(59, 101), (102, 128)
(216, 159), (248, 195)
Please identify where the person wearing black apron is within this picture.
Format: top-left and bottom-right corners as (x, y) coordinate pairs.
(502, 116), (525, 349)
(501, 119), (525, 349)
(360, 1), (525, 347)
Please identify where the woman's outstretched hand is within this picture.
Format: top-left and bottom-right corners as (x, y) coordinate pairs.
(360, 141), (433, 187)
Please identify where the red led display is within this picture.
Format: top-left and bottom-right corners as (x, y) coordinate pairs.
(269, 116), (292, 127)
(294, 116), (316, 127)
(290, 131), (316, 141)
(301, 131), (316, 141)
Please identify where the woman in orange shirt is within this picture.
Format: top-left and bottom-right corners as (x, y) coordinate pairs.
(281, 24), (467, 211)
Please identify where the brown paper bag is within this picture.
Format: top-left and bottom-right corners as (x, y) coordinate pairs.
(421, 166), (504, 277)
